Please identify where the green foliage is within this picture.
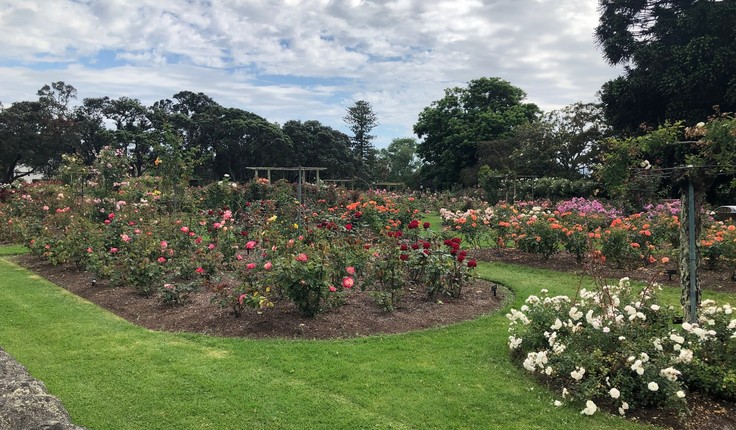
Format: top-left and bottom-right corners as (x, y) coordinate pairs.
(509, 102), (608, 179)
(158, 282), (198, 306)
(516, 217), (564, 260)
(90, 146), (132, 197)
(509, 278), (692, 415)
(270, 248), (335, 317)
(596, 0), (736, 134)
(0, 99), (60, 183)
(363, 239), (407, 311)
(281, 120), (356, 180)
(375, 137), (420, 184)
(213, 108), (296, 181)
(414, 77), (540, 189)
(343, 100), (379, 181)
(594, 123), (680, 209)
(57, 154), (89, 189)
(477, 165), (504, 204)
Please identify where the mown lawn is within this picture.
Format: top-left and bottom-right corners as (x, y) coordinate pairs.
(3, 245), (725, 429)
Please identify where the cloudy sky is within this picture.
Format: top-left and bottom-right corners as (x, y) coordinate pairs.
(0, 0), (622, 148)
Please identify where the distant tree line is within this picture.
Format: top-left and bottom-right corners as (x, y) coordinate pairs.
(2, 0), (734, 204)
(0, 84), (398, 186)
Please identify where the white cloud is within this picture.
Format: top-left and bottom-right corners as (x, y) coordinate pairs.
(0, 0), (622, 148)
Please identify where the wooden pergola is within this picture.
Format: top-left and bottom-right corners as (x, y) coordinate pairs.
(245, 166), (327, 185)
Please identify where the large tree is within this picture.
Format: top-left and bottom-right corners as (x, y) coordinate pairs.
(214, 108), (294, 181)
(596, 0), (736, 134)
(0, 82), (81, 183)
(0, 101), (53, 183)
(375, 137), (420, 185)
(282, 120), (356, 179)
(510, 102), (608, 178)
(343, 100), (378, 180)
(74, 97), (114, 165)
(104, 97), (152, 177)
(149, 91), (224, 181)
(413, 77), (539, 189)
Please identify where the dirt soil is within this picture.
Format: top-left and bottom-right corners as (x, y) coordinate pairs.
(9, 251), (736, 429)
(11, 254), (505, 340)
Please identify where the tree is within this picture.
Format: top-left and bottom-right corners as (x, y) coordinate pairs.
(213, 108), (294, 181)
(0, 82), (82, 183)
(0, 101), (52, 183)
(149, 91), (223, 181)
(413, 77), (539, 189)
(343, 100), (379, 180)
(103, 97), (151, 177)
(375, 137), (420, 185)
(36, 81), (80, 172)
(510, 102), (608, 178)
(74, 97), (114, 165)
(282, 120), (356, 179)
(595, 0), (736, 134)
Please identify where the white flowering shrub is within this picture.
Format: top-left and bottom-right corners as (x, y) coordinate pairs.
(507, 279), (736, 416)
(675, 300), (736, 400)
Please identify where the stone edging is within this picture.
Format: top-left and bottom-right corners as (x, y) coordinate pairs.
(0, 346), (85, 430)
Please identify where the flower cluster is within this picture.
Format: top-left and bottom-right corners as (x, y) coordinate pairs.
(508, 278), (736, 416)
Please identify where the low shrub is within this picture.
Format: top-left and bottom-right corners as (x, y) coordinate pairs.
(507, 277), (736, 416)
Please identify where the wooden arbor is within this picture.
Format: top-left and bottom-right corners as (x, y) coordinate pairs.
(245, 166), (327, 203)
(245, 167), (327, 186)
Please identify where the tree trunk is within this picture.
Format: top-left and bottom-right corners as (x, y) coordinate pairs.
(679, 176), (706, 322)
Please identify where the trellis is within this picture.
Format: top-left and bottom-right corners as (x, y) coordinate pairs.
(245, 166), (327, 185)
(245, 166), (327, 203)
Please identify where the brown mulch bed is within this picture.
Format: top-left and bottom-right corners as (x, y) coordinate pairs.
(10, 254), (505, 340)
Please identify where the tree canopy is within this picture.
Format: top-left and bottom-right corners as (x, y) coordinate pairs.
(413, 77), (539, 189)
(509, 102), (608, 179)
(596, 0), (736, 134)
(343, 100), (379, 181)
(0, 82), (371, 184)
(375, 137), (420, 185)
(282, 120), (355, 180)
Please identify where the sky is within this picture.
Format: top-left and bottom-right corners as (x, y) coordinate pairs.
(0, 0), (623, 149)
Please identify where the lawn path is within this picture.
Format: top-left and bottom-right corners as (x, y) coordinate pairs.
(0, 256), (656, 429)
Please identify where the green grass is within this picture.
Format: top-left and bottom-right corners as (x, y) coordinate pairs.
(5, 246), (731, 429)
(0, 244), (28, 256)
